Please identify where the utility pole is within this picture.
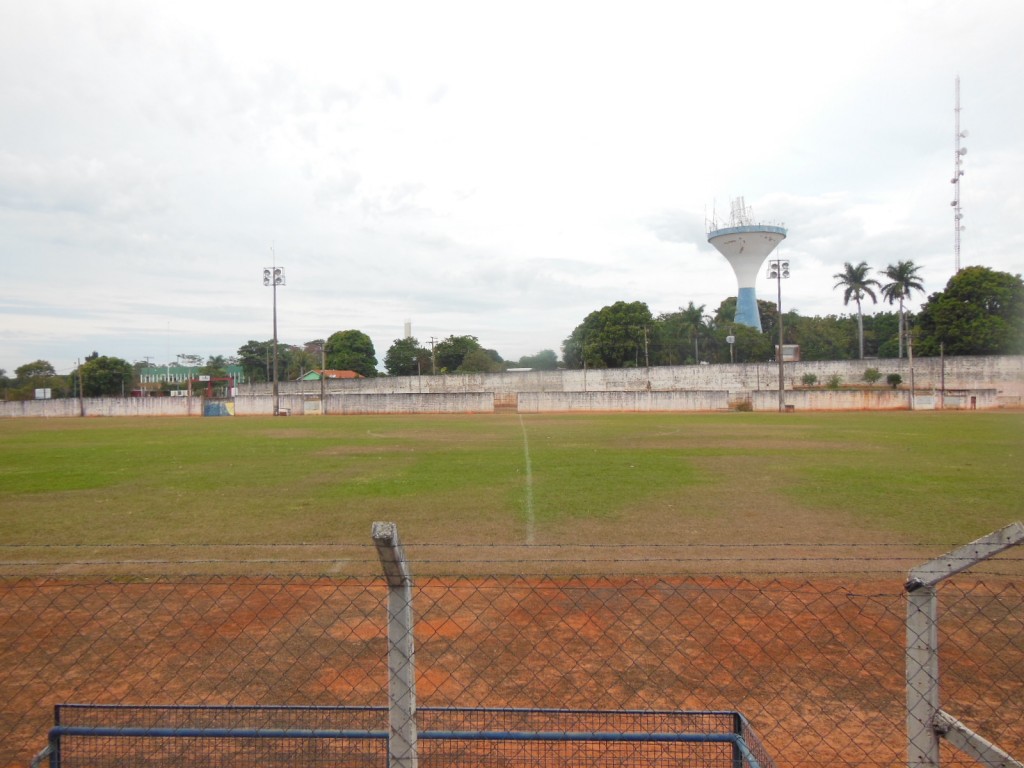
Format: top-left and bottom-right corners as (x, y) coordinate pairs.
(428, 337), (437, 375)
(76, 359), (84, 416)
(908, 327), (916, 411)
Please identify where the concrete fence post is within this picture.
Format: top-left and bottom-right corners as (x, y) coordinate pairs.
(372, 522), (418, 768)
(906, 584), (940, 768)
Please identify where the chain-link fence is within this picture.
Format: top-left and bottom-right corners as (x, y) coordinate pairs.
(2, 537), (1021, 767)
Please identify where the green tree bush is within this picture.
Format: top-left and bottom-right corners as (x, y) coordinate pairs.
(916, 266), (1024, 356)
(78, 356), (134, 397)
(236, 340), (273, 383)
(434, 335), (483, 373)
(384, 337), (432, 376)
(863, 368), (881, 385)
(516, 350), (559, 370)
(9, 359), (66, 400)
(325, 330), (377, 377)
(563, 301), (654, 369)
(458, 348), (504, 373)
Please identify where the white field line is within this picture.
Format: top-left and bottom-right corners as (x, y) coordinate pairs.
(518, 413), (535, 545)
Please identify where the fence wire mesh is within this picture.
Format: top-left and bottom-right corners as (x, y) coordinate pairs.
(1, 548), (1021, 768)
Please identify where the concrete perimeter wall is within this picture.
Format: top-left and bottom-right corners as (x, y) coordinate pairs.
(4, 356), (1019, 417)
(751, 388), (1000, 412)
(330, 392), (493, 415)
(232, 393), (494, 416)
(519, 390), (730, 413)
(233, 395), (306, 416)
(0, 397), (201, 418)
(246, 355), (1024, 403)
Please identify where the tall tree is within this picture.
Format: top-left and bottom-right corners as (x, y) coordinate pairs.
(325, 330), (378, 377)
(865, 311), (902, 358)
(516, 349), (559, 370)
(434, 335), (482, 373)
(562, 301), (654, 369)
(236, 340), (273, 383)
(729, 324), (773, 363)
(384, 337), (431, 376)
(303, 340), (327, 372)
(9, 359), (67, 400)
(917, 266), (1024, 356)
(785, 314), (857, 361)
(200, 355), (229, 378)
(678, 301), (708, 363)
(833, 261), (881, 359)
(15, 360), (57, 381)
(458, 348), (504, 373)
(78, 355), (134, 397)
(881, 260), (925, 358)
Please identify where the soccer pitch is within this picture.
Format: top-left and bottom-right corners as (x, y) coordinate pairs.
(0, 411), (1021, 573)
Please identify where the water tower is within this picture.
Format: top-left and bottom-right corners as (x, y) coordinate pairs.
(707, 197), (787, 332)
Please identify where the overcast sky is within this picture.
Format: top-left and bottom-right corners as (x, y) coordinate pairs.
(2, 1), (1022, 375)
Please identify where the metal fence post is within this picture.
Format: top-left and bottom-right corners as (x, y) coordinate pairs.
(373, 521), (418, 768)
(905, 521), (1024, 768)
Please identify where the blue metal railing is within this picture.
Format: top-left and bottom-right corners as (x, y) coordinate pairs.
(42, 705), (773, 768)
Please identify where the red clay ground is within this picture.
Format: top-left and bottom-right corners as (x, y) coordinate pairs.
(2, 575), (1020, 767)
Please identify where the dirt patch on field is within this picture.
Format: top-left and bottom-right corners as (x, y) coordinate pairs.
(2, 575), (1020, 768)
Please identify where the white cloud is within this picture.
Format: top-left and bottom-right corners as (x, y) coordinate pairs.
(1, 0), (1022, 375)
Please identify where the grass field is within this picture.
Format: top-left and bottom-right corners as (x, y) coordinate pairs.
(1, 410), (1021, 574)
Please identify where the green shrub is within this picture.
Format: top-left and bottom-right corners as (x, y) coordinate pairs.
(801, 373), (818, 386)
(826, 374), (843, 390)
(887, 373), (903, 389)
(863, 367), (882, 385)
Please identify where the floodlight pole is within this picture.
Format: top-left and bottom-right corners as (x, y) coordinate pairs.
(768, 259), (790, 413)
(263, 263), (286, 416)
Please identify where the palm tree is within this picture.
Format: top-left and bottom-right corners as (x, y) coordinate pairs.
(678, 302), (707, 363)
(833, 261), (881, 359)
(881, 260), (925, 358)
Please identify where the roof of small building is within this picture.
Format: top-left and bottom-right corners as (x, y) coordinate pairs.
(299, 369), (364, 380)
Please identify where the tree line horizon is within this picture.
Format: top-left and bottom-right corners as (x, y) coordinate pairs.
(3, 264), (1021, 400)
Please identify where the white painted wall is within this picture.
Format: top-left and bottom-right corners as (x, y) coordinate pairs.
(0, 397), (199, 418)
(330, 392), (494, 415)
(752, 389), (999, 412)
(519, 390), (730, 412)
(245, 355), (1024, 402)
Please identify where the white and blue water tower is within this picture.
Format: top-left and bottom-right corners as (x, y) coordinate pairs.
(707, 197), (787, 332)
